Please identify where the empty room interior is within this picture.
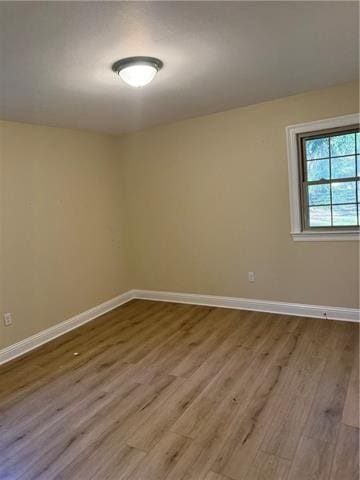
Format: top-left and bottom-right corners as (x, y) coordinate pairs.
(0, 1), (359, 479)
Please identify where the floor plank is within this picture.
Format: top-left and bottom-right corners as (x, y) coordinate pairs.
(303, 324), (354, 444)
(204, 472), (230, 480)
(260, 320), (337, 460)
(329, 424), (359, 480)
(287, 435), (335, 480)
(342, 337), (359, 428)
(126, 431), (191, 480)
(244, 451), (291, 480)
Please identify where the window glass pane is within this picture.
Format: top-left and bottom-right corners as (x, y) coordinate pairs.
(308, 184), (330, 205)
(330, 133), (355, 157)
(307, 159), (329, 181)
(331, 156), (355, 179)
(305, 138), (329, 160)
(356, 132), (360, 153)
(309, 206), (331, 227)
(331, 181), (356, 204)
(332, 204), (358, 226)
(357, 155), (360, 176)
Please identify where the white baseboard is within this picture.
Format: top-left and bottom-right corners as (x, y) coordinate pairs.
(1, 288), (358, 365)
(0, 291), (134, 365)
(132, 289), (360, 323)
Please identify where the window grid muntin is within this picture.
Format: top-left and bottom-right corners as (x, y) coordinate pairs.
(299, 125), (360, 231)
(306, 152), (357, 161)
(328, 136), (333, 224)
(355, 131), (359, 220)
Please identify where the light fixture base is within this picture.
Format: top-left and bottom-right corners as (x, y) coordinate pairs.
(112, 56), (163, 74)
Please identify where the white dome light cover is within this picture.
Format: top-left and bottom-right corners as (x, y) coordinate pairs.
(112, 56), (163, 88)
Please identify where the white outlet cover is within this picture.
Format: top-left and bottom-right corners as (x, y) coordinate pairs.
(4, 313), (12, 326)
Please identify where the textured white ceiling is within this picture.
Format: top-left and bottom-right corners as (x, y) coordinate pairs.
(0, 1), (358, 134)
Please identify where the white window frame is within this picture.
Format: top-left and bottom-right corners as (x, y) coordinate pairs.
(286, 113), (360, 242)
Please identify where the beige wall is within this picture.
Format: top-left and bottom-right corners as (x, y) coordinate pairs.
(119, 82), (359, 309)
(0, 121), (129, 348)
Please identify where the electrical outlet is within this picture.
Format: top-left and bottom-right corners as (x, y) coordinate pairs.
(248, 271), (255, 282)
(4, 313), (12, 326)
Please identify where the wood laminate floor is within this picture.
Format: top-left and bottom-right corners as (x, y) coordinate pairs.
(0, 300), (359, 480)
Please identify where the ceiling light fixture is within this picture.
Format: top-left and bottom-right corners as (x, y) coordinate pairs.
(112, 56), (163, 88)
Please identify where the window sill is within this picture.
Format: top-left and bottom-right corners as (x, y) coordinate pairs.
(291, 231), (360, 242)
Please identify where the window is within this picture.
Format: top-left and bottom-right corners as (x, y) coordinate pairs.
(287, 114), (360, 241)
(299, 127), (359, 229)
